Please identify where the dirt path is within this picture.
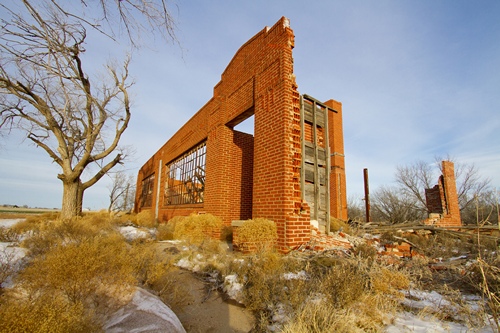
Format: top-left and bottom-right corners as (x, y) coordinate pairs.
(171, 269), (255, 333)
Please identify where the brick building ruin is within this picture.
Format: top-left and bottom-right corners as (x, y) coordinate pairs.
(135, 17), (347, 252)
(424, 161), (462, 227)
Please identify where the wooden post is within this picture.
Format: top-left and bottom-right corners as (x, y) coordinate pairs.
(364, 168), (371, 223)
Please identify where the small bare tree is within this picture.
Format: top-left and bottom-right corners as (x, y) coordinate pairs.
(394, 160), (434, 210)
(108, 171), (136, 212)
(371, 186), (426, 223)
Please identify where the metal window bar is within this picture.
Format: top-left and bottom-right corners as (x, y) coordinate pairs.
(164, 142), (206, 205)
(140, 174), (155, 207)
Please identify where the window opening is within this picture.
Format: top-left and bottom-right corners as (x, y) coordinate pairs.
(234, 114), (254, 135)
(164, 141), (206, 205)
(140, 173), (155, 208)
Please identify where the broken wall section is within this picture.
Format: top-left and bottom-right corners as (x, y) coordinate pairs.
(424, 161), (462, 227)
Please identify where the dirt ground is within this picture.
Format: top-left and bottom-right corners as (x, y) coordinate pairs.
(170, 269), (254, 333)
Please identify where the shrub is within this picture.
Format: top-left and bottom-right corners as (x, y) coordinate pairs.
(173, 213), (223, 245)
(17, 233), (135, 313)
(9, 212), (59, 235)
(0, 292), (100, 333)
(157, 222), (175, 241)
(234, 218), (277, 252)
(330, 217), (351, 234)
(241, 251), (286, 312)
(320, 260), (367, 308)
(20, 217), (117, 257)
(352, 242), (378, 260)
(370, 266), (410, 298)
(136, 210), (157, 228)
(0, 226), (18, 242)
(466, 253), (500, 329)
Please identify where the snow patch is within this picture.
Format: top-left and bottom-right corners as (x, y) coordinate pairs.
(282, 270), (307, 280)
(223, 274), (245, 304)
(118, 226), (154, 241)
(0, 219), (24, 228)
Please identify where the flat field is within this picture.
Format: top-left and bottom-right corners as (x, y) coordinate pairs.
(0, 207), (59, 219)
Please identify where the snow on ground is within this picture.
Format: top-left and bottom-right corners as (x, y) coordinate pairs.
(386, 311), (495, 333)
(0, 219), (28, 288)
(118, 226), (155, 241)
(0, 241), (27, 264)
(223, 274), (245, 304)
(104, 287), (186, 333)
(0, 219), (24, 228)
(386, 289), (496, 333)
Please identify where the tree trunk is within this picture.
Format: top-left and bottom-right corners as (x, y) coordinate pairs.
(61, 179), (83, 219)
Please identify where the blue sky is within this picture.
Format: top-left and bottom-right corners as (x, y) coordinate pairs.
(0, 0), (499, 209)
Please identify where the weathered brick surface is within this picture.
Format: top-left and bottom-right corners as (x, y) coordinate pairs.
(135, 17), (347, 252)
(324, 99), (348, 220)
(424, 161), (462, 227)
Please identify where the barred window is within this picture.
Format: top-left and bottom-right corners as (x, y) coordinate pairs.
(140, 173), (155, 207)
(164, 142), (206, 205)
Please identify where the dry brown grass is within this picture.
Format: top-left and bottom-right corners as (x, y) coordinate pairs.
(330, 217), (351, 234)
(135, 210), (157, 228)
(128, 241), (192, 310)
(156, 222), (175, 241)
(0, 212), (191, 331)
(234, 218), (277, 252)
(0, 292), (101, 333)
(216, 247), (411, 332)
(0, 228), (136, 331)
(173, 213), (223, 246)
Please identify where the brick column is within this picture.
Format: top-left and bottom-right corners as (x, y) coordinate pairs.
(324, 99), (348, 220)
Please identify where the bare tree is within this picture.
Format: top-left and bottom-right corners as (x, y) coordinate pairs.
(108, 171), (136, 212)
(393, 158), (491, 224)
(394, 160), (434, 210)
(347, 194), (365, 222)
(0, 1), (177, 218)
(371, 186), (426, 223)
(46, 0), (177, 48)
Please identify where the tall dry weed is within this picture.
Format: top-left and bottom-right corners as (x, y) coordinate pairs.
(129, 241), (192, 310)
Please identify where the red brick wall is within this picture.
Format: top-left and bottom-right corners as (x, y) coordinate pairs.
(425, 182), (444, 214)
(135, 17), (347, 251)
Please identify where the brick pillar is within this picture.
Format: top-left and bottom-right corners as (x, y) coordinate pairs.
(441, 161), (461, 226)
(205, 124), (233, 226)
(252, 22), (311, 252)
(324, 99), (348, 220)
